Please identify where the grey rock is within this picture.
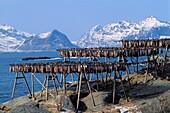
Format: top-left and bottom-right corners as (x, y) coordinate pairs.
(55, 95), (75, 111)
(2, 96), (30, 108)
(9, 102), (50, 113)
(40, 95), (75, 112)
(81, 92), (113, 112)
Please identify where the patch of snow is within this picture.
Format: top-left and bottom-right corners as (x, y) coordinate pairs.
(0, 24), (14, 31)
(71, 41), (78, 45)
(138, 16), (168, 30)
(114, 105), (142, 113)
(160, 36), (170, 39)
(18, 31), (35, 37)
(38, 31), (51, 39)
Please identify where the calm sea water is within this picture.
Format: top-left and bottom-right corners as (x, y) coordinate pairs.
(0, 52), (63, 103)
(0, 51), (146, 103)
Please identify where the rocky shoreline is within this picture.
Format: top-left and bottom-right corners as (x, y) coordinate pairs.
(1, 57), (170, 113)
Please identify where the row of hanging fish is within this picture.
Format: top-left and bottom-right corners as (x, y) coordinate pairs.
(59, 47), (160, 58)
(10, 61), (154, 74)
(121, 38), (170, 48)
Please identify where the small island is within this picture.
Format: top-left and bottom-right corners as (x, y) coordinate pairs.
(22, 57), (51, 61)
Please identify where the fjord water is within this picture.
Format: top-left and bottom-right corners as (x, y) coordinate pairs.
(0, 52), (62, 103)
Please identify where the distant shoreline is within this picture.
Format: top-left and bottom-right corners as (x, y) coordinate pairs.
(22, 57), (51, 61)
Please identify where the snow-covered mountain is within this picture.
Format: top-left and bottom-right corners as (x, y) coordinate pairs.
(77, 16), (170, 48)
(17, 30), (78, 51)
(0, 24), (33, 51)
(0, 25), (77, 52)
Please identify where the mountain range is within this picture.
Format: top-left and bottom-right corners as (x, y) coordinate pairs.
(0, 25), (77, 52)
(77, 16), (170, 48)
(0, 16), (170, 52)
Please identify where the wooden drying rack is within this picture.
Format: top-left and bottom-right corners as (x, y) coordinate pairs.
(9, 38), (170, 110)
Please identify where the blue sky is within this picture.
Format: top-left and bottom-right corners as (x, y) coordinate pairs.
(0, 0), (169, 41)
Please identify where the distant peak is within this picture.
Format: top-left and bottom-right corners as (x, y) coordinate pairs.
(145, 16), (157, 22)
(0, 24), (14, 31)
(138, 16), (168, 29)
(52, 29), (60, 33)
(119, 20), (129, 24)
(52, 29), (58, 32)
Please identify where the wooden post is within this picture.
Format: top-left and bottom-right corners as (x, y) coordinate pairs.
(46, 73), (49, 100)
(22, 72), (32, 97)
(31, 73), (35, 99)
(64, 57), (66, 62)
(84, 73), (95, 106)
(100, 72), (104, 84)
(152, 49), (158, 79)
(112, 68), (116, 104)
(68, 57), (70, 62)
(89, 74), (92, 81)
(76, 74), (80, 93)
(40, 76), (47, 97)
(126, 65), (131, 90)
(71, 73), (75, 83)
(105, 72), (108, 89)
(145, 56), (149, 83)
(118, 71), (129, 102)
(64, 74), (67, 94)
(60, 73), (63, 88)
(76, 72), (83, 110)
(96, 67), (99, 91)
(52, 73), (58, 95)
(137, 50), (139, 73)
(164, 45), (168, 61)
(11, 72), (18, 99)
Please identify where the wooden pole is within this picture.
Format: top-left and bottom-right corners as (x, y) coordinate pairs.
(100, 72), (104, 84)
(76, 72), (83, 110)
(164, 45), (168, 61)
(40, 76), (47, 97)
(112, 68), (116, 104)
(137, 50), (139, 73)
(64, 74), (67, 94)
(52, 73), (58, 95)
(84, 73), (95, 106)
(145, 56), (149, 83)
(68, 57), (70, 62)
(89, 74), (92, 81)
(71, 73), (75, 83)
(59, 73), (63, 89)
(126, 65), (131, 90)
(46, 73), (49, 100)
(96, 67), (99, 91)
(64, 57), (66, 62)
(105, 72), (108, 89)
(76, 74), (80, 93)
(118, 71), (129, 102)
(22, 72), (32, 97)
(31, 73), (35, 99)
(11, 72), (18, 99)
